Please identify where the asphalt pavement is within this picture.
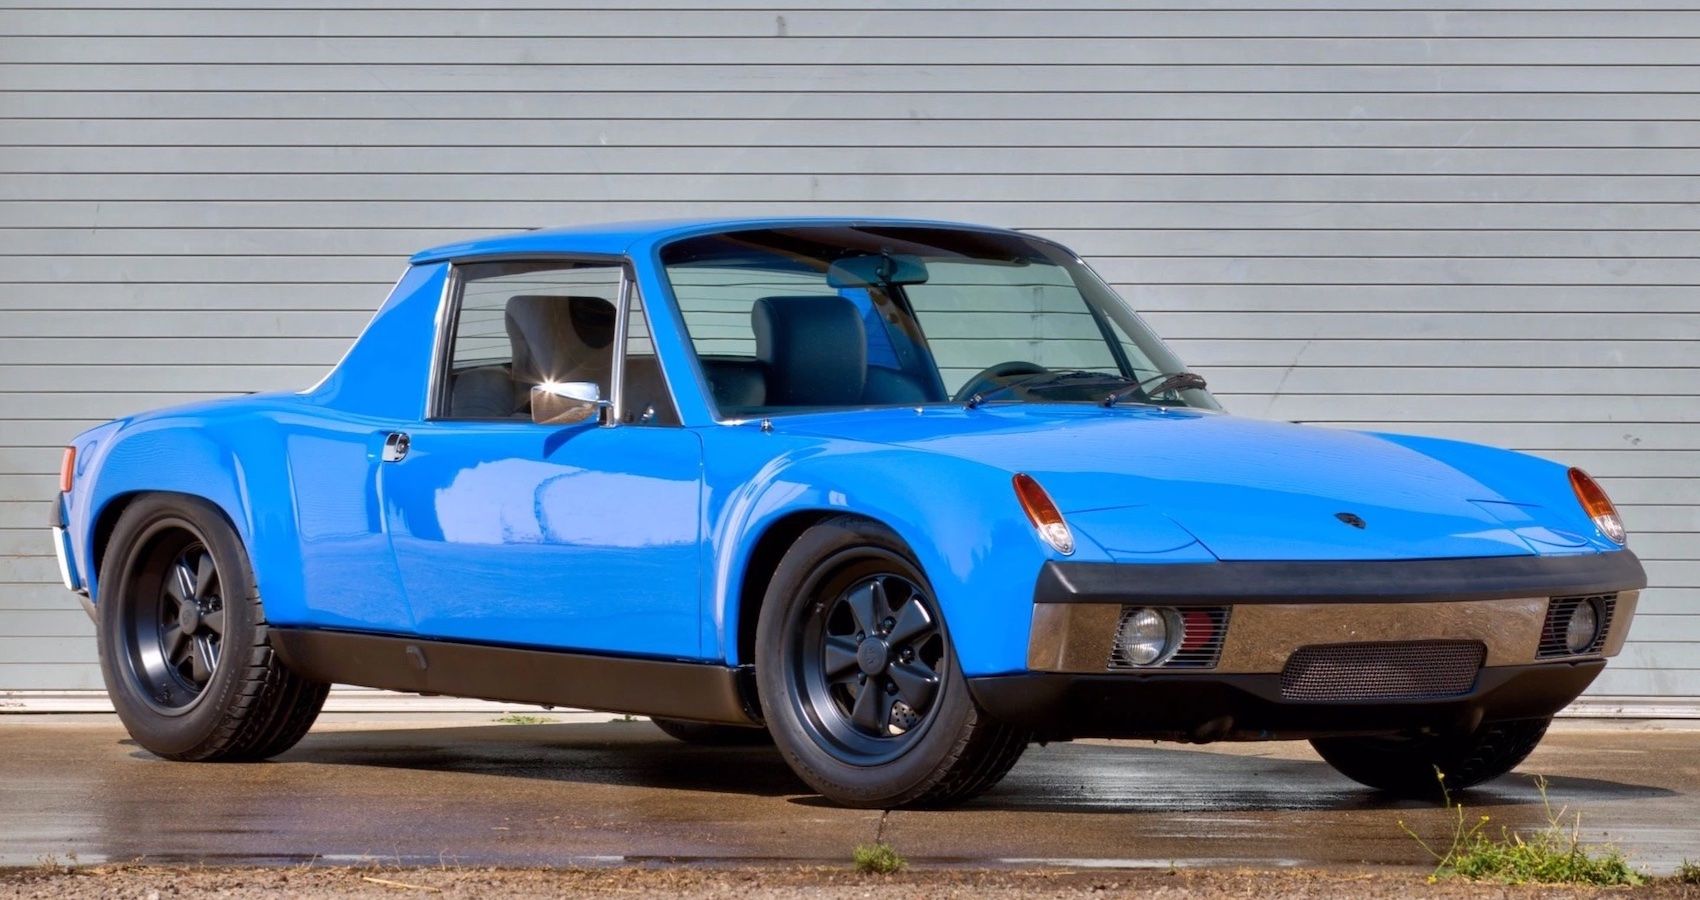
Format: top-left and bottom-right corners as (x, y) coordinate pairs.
(1, 714), (1695, 873)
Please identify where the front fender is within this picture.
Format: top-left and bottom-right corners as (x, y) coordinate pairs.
(706, 429), (1102, 676)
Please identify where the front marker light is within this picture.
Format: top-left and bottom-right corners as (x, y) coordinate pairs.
(1013, 473), (1074, 555)
(1569, 468), (1626, 545)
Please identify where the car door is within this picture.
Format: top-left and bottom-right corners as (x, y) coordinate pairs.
(378, 258), (704, 659)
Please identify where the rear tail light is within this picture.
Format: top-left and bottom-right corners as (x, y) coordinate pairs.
(1012, 473), (1074, 555)
(58, 447), (75, 493)
(1569, 468), (1626, 544)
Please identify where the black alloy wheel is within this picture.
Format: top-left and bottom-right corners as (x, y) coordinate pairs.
(98, 493), (329, 760)
(756, 516), (1030, 808)
(795, 564), (947, 765)
(121, 527), (227, 713)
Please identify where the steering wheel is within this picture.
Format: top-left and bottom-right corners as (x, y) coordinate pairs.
(952, 360), (1050, 403)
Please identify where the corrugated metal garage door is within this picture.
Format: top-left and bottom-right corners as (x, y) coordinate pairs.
(0, 0), (1693, 700)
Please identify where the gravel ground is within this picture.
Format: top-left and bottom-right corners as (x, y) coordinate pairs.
(3, 866), (1699, 899)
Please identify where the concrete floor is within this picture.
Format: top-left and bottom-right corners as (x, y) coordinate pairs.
(1, 714), (1696, 873)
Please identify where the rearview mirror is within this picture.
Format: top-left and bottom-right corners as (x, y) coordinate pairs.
(826, 253), (929, 288)
(530, 381), (606, 426)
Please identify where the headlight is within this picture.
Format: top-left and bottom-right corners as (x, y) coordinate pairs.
(1115, 607), (1176, 666)
(1568, 468), (1626, 545)
(1565, 599), (1602, 654)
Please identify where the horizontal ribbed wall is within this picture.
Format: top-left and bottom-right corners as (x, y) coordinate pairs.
(0, 0), (1693, 697)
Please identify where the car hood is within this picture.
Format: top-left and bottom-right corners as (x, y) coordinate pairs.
(771, 404), (1586, 561)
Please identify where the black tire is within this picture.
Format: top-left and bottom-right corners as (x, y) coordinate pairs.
(1311, 717), (1552, 798)
(755, 516), (1029, 808)
(96, 493), (329, 761)
(651, 717), (772, 746)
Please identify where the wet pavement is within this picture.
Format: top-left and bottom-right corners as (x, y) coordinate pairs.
(0, 715), (1695, 873)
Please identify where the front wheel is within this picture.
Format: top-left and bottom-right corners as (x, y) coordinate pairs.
(1311, 717), (1552, 798)
(96, 493), (328, 761)
(755, 516), (1029, 808)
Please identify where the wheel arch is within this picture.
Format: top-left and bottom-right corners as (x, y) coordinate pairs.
(90, 489), (253, 597)
(733, 508), (881, 672)
(714, 448), (1052, 677)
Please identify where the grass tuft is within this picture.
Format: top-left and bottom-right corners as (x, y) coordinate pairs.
(494, 713), (555, 725)
(1399, 772), (1642, 886)
(1675, 859), (1700, 885)
(852, 843), (906, 875)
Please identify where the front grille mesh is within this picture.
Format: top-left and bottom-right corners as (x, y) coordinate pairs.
(1280, 640), (1485, 702)
(1538, 594), (1616, 659)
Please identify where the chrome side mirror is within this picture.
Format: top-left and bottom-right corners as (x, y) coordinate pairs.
(530, 381), (606, 426)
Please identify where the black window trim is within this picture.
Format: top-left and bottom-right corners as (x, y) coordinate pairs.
(426, 252), (680, 427)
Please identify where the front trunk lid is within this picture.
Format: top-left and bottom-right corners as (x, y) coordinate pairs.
(776, 405), (1545, 561)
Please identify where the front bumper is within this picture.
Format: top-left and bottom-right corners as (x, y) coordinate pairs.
(988, 551), (1646, 741)
(968, 660), (1604, 742)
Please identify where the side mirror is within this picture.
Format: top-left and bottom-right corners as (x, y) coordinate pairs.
(530, 381), (606, 426)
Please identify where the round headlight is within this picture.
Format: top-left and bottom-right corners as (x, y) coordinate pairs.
(1118, 608), (1171, 666)
(1566, 600), (1601, 654)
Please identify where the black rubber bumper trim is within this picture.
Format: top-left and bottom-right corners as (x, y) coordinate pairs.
(968, 660), (1603, 741)
(1035, 550), (1646, 606)
(48, 492), (66, 528)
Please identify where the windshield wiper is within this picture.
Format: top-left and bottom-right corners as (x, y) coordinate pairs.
(963, 370), (1130, 409)
(1101, 371), (1207, 408)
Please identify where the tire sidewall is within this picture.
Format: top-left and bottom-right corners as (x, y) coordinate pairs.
(97, 493), (258, 758)
(755, 517), (977, 807)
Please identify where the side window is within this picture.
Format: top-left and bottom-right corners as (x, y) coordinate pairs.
(618, 284), (681, 426)
(440, 261), (623, 419)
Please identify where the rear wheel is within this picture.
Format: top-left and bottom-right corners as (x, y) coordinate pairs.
(756, 516), (1029, 808)
(1311, 717), (1552, 798)
(96, 493), (328, 761)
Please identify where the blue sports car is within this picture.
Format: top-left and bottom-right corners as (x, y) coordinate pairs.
(52, 218), (1645, 808)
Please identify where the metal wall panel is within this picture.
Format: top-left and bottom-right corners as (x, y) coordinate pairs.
(0, 2), (1693, 700)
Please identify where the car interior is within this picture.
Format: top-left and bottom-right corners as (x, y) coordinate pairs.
(446, 290), (940, 422)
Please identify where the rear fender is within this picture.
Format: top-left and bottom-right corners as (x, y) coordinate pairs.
(73, 415), (308, 622)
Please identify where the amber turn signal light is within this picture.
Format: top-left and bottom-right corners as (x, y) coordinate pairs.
(1568, 467), (1625, 545)
(58, 446), (75, 494)
(1013, 472), (1075, 556)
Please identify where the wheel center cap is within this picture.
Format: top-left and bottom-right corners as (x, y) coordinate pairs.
(856, 638), (890, 675)
(178, 602), (200, 633)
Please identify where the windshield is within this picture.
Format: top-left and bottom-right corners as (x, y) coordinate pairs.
(660, 225), (1219, 418)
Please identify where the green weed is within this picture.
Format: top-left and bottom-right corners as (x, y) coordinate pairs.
(852, 842), (906, 875)
(494, 713), (555, 725)
(1399, 772), (1642, 886)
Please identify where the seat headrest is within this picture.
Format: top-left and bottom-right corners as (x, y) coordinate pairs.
(505, 294), (616, 386)
(752, 295), (866, 406)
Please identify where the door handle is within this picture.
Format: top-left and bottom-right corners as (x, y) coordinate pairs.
(382, 432), (410, 462)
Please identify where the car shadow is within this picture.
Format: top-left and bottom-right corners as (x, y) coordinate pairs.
(934, 740), (1678, 814)
(148, 721), (1677, 814)
(264, 720), (811, 798)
